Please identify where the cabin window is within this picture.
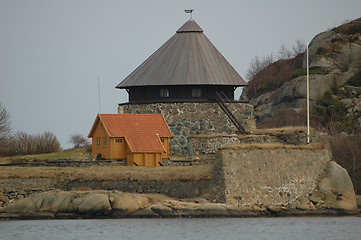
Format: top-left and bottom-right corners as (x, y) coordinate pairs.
(96, 137), (101, 147)
(115, 138), (123, 143)
(160, 89), (170, 98)
(192, 88), (202, 98)
(103, 137), (107, 147)
(160, 138), (165, 143)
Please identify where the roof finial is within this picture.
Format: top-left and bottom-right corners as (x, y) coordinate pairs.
(184, 9), (194, 20)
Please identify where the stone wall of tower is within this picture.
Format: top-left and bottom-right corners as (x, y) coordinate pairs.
(118, 102), (256, 155)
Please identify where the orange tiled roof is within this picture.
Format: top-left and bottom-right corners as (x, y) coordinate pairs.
(89, 114), (173, 153)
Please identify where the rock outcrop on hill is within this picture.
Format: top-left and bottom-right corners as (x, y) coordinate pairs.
(245, 18), (361, 124)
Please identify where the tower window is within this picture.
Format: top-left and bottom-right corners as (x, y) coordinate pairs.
(160, 89), (170, 98)
(192, 88), (202, 98)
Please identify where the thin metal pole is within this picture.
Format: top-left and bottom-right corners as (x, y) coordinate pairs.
(98, 77), (101, 114)
(306, 46), (310, 144)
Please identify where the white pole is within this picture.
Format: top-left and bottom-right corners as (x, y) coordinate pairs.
(98, 77), (101, 114)
(306, 46), (310, 144)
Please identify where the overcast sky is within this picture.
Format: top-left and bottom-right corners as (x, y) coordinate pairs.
(1, 0), (360, 149)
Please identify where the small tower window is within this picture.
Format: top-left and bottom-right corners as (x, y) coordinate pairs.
(192, 88), (202, 98)
(115, 138), (123, 143)
(160, 138), (165, 143)
(160, 89), (170, 98)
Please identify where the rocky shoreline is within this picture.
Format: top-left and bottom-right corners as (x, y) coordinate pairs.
(0, 190), (359, 220)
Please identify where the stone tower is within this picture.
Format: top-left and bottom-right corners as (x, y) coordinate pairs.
(116, 18), (255, 155)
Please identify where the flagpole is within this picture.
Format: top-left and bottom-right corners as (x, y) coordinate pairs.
(98, 77), (101, 114)
(306, 46), (310, 144)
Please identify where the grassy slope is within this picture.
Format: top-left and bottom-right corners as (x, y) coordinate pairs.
(0, 146), (91, 164)
(0, 147), (213, 181)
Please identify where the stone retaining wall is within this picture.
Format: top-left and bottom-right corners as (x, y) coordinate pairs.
(0, 145), (337, 208)
(214, 146), (332, 206)
(188, 131), (328, 155)
(119, 102), (256, 155)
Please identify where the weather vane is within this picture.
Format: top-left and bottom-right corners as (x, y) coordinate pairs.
(184, 9), (194, 20)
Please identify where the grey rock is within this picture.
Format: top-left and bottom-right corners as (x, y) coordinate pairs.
(312, 161), (357, 211)
(302, 31), (336, 68)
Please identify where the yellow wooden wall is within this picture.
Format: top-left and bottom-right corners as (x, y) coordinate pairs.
(91, 121), (112, 159)
(128, 153), (162, 166)
(91, 120), (170, 165)
(160, 138), (170, 159)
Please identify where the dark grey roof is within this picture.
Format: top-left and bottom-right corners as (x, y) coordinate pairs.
(116, 19), (246, 89)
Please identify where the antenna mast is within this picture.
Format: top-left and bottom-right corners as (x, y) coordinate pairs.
(306, 46), (310, 144)
(98, 77), (101, 114)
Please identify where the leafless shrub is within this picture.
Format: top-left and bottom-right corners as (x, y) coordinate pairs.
(5, 131), (61, 156)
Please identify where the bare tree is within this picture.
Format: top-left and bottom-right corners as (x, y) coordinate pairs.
(0, 102), (11, 142)
(9, 131), (61, 155)
(278, 43), (292, 59)
(69, 134), (89, 148)
(292, 39), (306, 57)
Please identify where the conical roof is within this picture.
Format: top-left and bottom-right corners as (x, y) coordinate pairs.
(116, 19), (246, 88)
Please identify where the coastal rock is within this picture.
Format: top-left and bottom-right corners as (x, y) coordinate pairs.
(4, 191), (112, 214)
(356, 195), (361, 209)
(109, 192), (150, 211)
(294, 196), (316, 211)
(312, 161), (357, 211)
(72, 193), (111, 213)
(170, 201), (230, 217)
(151, 204), (179, 217)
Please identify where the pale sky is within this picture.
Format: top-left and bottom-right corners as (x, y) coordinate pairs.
(1, 0), (360, 148)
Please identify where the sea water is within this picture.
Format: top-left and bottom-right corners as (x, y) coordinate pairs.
(0, 217), (360, 240)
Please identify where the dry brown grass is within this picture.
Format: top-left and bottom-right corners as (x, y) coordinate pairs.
(0, 165), (214, 182)
(251, 126), (315, 134)
(188, 134), (237, 138)
(219, 142), (326, 151)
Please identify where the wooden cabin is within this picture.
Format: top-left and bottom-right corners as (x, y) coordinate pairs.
(88, 114), (173, 166)
(116, 18), (247, 103)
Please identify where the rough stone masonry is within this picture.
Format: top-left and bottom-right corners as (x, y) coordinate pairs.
(119, 102), (256, 155)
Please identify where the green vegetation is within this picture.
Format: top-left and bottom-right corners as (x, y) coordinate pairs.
(313, 90), (359, 133)
(333, 18), (361, 35)
(346, 70), (361, 87)
(291, 67), (329, 79)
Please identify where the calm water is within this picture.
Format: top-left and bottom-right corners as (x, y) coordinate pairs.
(0, 217), (360, 240)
